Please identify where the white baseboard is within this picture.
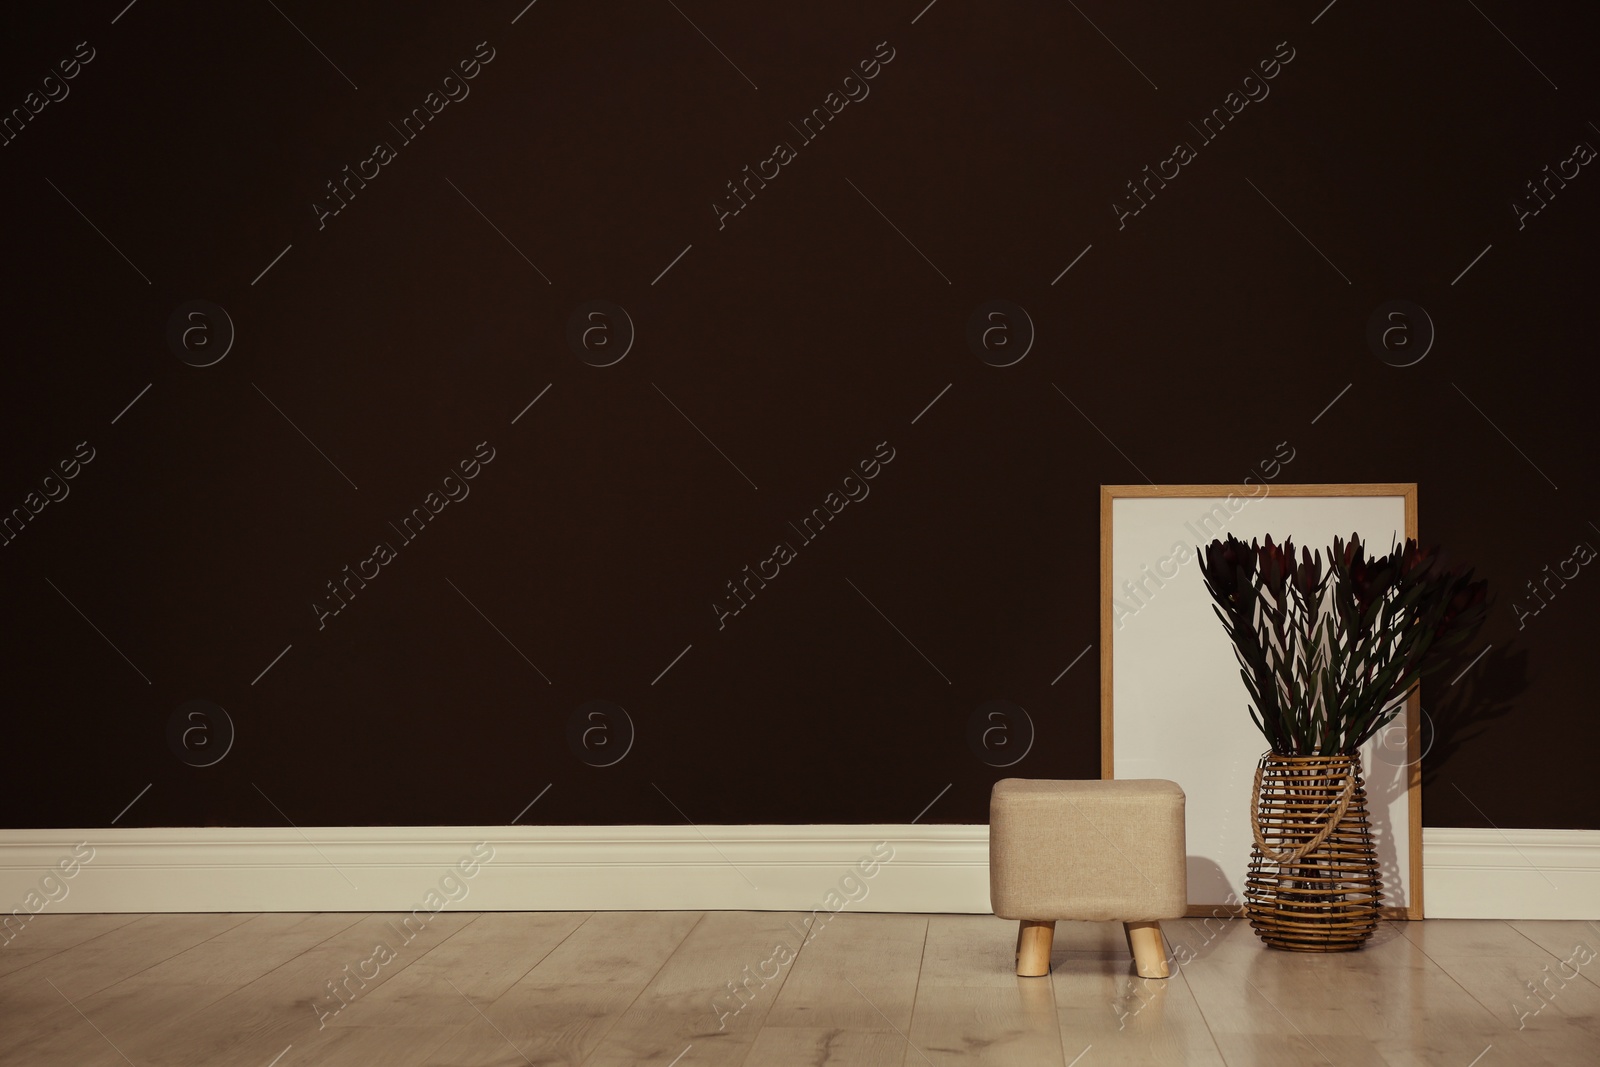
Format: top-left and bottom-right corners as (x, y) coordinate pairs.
(1420, 828), (1600, 920)
(1, 825), (1594, 919)
(0, 825), (990, 916)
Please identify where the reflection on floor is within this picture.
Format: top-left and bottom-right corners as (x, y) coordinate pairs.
(1, 911), (1595, 1065)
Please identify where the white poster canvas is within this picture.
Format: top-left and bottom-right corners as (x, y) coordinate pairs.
(1107, 488), (1416, 913)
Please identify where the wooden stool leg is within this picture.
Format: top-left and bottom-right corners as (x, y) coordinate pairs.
(1124, 920), (1170, 979)
(1016, 920), (1055, 977)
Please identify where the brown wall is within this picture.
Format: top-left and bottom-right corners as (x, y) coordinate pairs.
(1, 1), (1592, 830)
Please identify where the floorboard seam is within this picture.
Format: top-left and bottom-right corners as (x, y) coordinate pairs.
(577, 911), (707, 1066)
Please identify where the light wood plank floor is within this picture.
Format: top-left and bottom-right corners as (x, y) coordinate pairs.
(1, 913), (1594, 1065)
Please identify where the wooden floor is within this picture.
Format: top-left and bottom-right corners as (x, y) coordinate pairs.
(1, 912), (1595, 1065)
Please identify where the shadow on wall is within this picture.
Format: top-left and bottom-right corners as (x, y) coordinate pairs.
(1423, 643), (1530, 790)
(1184, 855), (1232, 913)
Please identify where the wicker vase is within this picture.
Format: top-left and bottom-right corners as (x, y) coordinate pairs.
(1245, 753), (1382, 952)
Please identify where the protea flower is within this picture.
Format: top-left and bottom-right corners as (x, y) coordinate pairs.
(1256, 534), (1294, 602)
(1200, 532), (1489, 755)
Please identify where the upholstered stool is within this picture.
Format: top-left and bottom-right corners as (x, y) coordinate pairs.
(990, 778), (1187, 978)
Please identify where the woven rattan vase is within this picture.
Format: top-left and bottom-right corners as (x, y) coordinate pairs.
(1244, 753), (1382, 952)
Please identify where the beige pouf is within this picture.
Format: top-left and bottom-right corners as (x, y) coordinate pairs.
(989, 778), (1188, 978)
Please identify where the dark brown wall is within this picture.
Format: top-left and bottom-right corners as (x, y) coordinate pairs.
(2, 1), (1593, 830)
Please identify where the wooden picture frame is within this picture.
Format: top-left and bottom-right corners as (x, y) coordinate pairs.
(1100, 483), (1423, 920)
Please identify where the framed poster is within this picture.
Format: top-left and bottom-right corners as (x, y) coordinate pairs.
(1100, 483), (1423, 919)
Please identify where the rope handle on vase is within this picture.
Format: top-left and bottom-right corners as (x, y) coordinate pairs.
(1249, 755), (1358, 865)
